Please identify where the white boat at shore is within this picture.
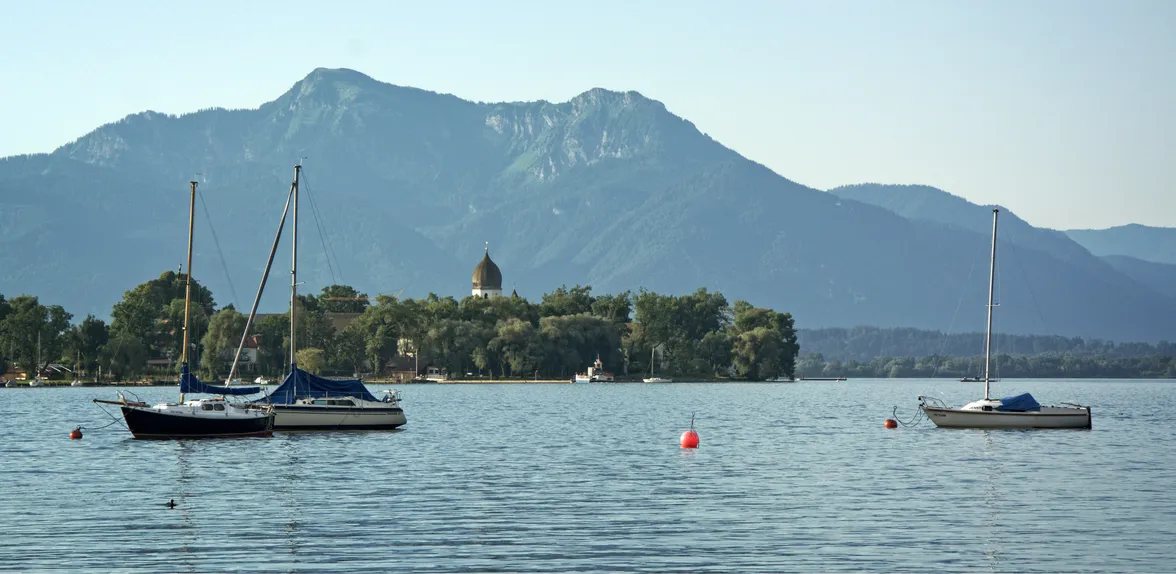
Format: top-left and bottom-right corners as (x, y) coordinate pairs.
(642, 347), (672, 383)
(918, 209), (1091, 430)
(573, 355), (614, 383)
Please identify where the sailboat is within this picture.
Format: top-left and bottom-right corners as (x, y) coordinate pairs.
(94, 181), (275, 439)
(29, 333), (45, 387)
(244, 165), (406, 430)
(71, 351), (85, 386)
(643, 345), (672, 383)
(918, 209), (1092, 429)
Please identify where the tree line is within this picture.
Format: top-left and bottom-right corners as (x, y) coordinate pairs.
(799, 326), (1175, 362)
(796, 352), (1176, 379)
(0, 273), (800, 382)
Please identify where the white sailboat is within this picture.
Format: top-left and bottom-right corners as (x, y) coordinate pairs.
(71, 351), (84, 386)
(643, 345), (672, 383)
(29, 333), (45, 387)
(918, 209), (1092, 429)
(240, 165), (406, 430)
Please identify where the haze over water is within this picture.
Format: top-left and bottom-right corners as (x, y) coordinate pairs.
(3, 379), (1174, 572)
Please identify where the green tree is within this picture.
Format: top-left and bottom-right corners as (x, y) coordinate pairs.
(352, 297), (415, 376)
(422, 319), (492, 377)
(591, 291), (632, 324)
(633, 288), (730, 375)
(0, 294), (10, 372)
(296, 348), (326, 374)
(319, 284), (369, 313)
(200, 306), (248, 378)
(697, 331), (733, 376)
(100, 330), (149, 380)
(0, 295), (72, 378)
(489, 318), (540, 377)
(333, 324), (367, 376)
(729, 300), (798, 380)
(731, 327), (783, 380)
(537, 314), (624, 377)
(161, 298), (210, 366)
(539, 285), (594, 317)
(110, 271), (215, 360)
(253, 314), (289, 375)
(297, 301), (336, 356)
(67, 315), (110, 377)
(460, 294), (539, 327)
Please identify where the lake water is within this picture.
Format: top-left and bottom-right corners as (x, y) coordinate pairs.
(2, 379), (1175, 572)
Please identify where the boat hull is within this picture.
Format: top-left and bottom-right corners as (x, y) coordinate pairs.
(121, 405), (274, 439)
(921, 405), (1092, 429)
(270, 404), (406, 430)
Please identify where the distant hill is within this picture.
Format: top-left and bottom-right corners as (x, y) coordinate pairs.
(798, 326), (1175, 362)
(2, 67), (1174, 342)
(1066, 224), (1176, 265)
(829, 183), (1097, 267)
(1100, 255), (1176, 301)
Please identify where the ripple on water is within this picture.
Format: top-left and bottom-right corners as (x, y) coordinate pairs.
(1, 380), (1175, 572)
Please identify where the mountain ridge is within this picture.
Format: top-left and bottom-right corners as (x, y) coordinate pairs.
(1066, 224), (1176, 266)
(2, 68), (1173, 342)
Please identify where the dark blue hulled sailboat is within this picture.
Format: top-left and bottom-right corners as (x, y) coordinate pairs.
(95, 181), (274, 439)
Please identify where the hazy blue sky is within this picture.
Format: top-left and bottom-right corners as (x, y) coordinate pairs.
(2, 0), (1173, 229)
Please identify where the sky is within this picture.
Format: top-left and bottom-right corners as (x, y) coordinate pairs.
(1, 0), (1173, 230)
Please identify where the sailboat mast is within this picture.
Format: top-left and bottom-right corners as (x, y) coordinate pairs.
(983, 208), (999, 400)
(226, 183), (295, 384)
(180, 181), (197, 402)
(289, 165), (301, 374)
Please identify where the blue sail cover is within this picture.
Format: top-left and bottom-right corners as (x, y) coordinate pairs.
(996, 392), (1041, 412)
(256, 368), (379, 405)
(179, 365), (261, 396)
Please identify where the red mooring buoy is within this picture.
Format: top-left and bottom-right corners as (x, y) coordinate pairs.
(69, 426), (83, 440)
(884, 419), (898, 429)
(680, 412), (700, 448)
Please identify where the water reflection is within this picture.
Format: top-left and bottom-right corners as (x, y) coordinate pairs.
(174, 442), (196, 573)
(278, 435), (306, 563)
(979, 430), (1004, 571)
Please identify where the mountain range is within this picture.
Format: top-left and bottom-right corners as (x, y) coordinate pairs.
(1, 68), (1173, 342)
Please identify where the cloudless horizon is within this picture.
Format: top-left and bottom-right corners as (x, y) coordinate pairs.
(2, 0), (1173, 230)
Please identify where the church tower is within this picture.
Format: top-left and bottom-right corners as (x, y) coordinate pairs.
(472, 242), (503, 298)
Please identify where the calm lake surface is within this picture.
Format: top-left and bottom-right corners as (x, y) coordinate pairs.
(2, 379), (1175, 572)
